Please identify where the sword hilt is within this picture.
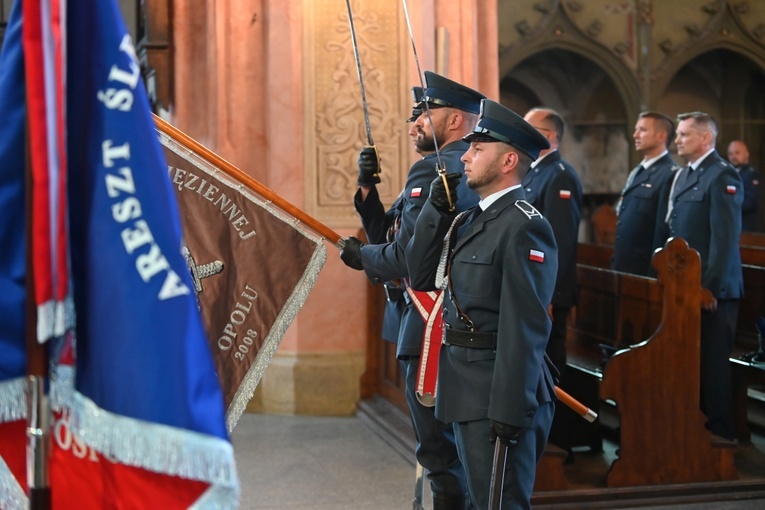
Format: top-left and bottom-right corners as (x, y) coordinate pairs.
(436, 163), (455, 212)
(363, 144), (382, 182)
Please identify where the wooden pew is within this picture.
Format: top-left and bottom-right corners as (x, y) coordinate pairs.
(577, 241), (765, 353)
(599, 238), (736, 486)
(572, 241), (765, 442)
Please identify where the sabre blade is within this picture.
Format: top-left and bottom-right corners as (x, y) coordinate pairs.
(344, 0), (374, 146)
(488, 439), (509, 510)
(401, 0), (445, 173)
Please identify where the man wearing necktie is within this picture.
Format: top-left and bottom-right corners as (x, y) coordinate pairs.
(611, 112), (678, 276)
(520, 108), (582, 381)
(665, 111), (743, 441)
(406, 99), (558, 509)
(340, 73), (486, 509)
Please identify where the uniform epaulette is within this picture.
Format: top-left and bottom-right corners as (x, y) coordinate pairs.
(557, 163), (566, 172)
(515, 200), (542, 219)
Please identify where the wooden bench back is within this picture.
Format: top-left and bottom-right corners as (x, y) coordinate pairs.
(598, 238), (736, 486)
(576, 242), (765, 353)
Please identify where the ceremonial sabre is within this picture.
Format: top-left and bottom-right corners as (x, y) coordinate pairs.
(400, 0), (454, 211)
(344, 0), (380, 182)
(488, 439), (508, 510)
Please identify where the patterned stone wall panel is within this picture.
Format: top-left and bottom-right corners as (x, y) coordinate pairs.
(303, 0), (406, 227)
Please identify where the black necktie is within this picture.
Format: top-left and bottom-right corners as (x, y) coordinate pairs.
(457, 206), (482, 237)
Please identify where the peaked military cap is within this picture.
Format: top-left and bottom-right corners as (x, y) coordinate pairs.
(421, 71), (486, 115)
(463, 99), (551, 160)
(407, 86), (425, 123)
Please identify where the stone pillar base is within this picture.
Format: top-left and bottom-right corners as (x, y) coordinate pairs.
(245, 351), (366, 416)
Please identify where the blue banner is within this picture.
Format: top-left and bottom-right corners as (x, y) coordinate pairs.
(67, 0), (229, 438)
(0, 0), (26, 388)
(1, 0), (239, 506)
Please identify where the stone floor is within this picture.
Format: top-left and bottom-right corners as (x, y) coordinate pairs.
(231, 412), (414, 509)
(231, 411), (765, 509)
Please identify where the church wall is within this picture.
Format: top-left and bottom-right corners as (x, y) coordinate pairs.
(168, 0), (498, 415)
(150, 0), (765, 415)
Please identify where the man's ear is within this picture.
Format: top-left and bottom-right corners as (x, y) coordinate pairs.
(702, 130), (714, 147)
(503, 150), (519, 174)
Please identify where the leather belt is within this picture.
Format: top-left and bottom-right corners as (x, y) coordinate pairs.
(384, 284), (405, 302)
(442, 327), (496, 349)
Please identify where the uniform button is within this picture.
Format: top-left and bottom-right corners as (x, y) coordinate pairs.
(373, 277), (380, 282)
(472, 255), (477, 260)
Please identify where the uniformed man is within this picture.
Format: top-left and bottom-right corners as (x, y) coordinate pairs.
(353, 86), (430, 348)
(406, 99), (558, 509)
(522, 107), (582, 379)
(666, 112), (743, 441)
(340, 71), (485, 509)
(727, 140), (763, 232)
(612, 111), (678, 276)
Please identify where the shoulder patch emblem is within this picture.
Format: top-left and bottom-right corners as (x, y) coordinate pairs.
(515, 200), (542, 219)
(529, 249), (545, 263)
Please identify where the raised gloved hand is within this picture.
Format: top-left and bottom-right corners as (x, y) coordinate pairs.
(429, 172), (461, 213)
(340, 236), (365, 270)
(357, 146), (381, 186)
(490, 420), (522, 445)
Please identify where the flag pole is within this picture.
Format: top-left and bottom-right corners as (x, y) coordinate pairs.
(24, 124), (52, 510)
(153, 114), (344, 247)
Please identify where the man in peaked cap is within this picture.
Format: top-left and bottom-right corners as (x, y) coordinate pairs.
(407, 86), (425, 123)
(406, 99), (559, 509)
(341, 73), (485, 509)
